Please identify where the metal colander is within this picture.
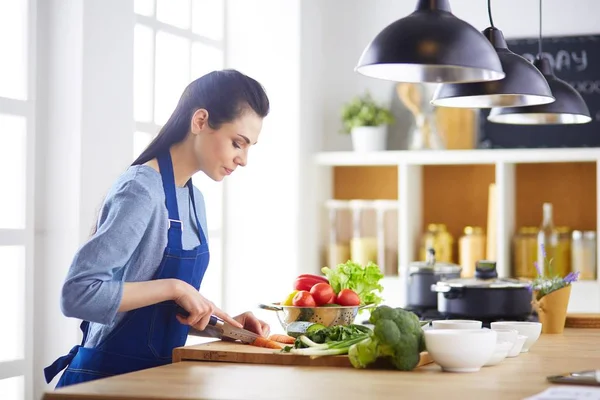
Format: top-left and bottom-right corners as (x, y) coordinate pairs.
(258, 303), (372, 330)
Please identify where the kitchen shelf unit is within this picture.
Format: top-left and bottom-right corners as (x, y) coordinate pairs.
(314, 148), (600, 313)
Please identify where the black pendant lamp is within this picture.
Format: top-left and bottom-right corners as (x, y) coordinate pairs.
(355, 0), (505, 84)
(487, 0), (591, 124)
(431, 0), (554, 108)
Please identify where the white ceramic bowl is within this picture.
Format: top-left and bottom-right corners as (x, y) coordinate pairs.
(484, 341), (513, 367)
(431, 319), (483, 330)
(425, 329), (497, 373)
(490, 322), (542, 352)
(506, 334), (527, 357)
(491, 328), (518, 346)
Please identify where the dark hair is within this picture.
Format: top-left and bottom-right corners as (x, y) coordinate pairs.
(88, 70), (269, 237)
(132, 69), (270, 166)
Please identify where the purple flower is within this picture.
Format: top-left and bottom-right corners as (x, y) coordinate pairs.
(563, 271), (581, 284)
(540, 244), (546, 258)
(534, 261), (542, 276)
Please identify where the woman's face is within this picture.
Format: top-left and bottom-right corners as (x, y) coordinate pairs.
(191, 108), (263, 182)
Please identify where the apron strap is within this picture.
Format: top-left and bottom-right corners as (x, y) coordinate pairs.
(43, 321), (90, 383)
(157, 152), (183, 250)
(187, 180), (207, 246)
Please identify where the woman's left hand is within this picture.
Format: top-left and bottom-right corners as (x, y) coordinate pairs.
(234, 311), (270, 338)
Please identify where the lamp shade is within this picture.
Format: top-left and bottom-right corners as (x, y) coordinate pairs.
(355, 0), (505, 84)
(431, 27), (555, 108)
(488, 57), (592, 124)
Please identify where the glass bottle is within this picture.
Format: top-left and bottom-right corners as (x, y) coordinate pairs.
(537, 203), (560, 277)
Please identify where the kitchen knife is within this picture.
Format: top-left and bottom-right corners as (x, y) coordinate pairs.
(176, 305), (260, 344)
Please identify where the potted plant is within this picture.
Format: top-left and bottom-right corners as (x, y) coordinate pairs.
(530, 244), (580, 334)
(341, 92), (394, 152)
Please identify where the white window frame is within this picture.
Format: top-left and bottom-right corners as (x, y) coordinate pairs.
(0, 0), (36, 398)
(133, 0), (226, 306)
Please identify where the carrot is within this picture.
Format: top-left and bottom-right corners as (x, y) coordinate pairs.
(268, 334), (296, 345)
(252, 336), (284, 349)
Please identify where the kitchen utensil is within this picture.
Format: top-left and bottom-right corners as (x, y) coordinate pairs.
(176, 306), (259, 344)
(424, 329), (497, 373)
(431, 260), (532, 320)
(258, 303), (373, 330)
(431, 319), (482, 330)
(407, 248), (461, 310)
(490, 321), (541, 353)
(397, 83), (445, 150)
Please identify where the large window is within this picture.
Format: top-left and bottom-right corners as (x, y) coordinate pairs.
(0, 0), (33, 398)
(133, 0), (225, 306)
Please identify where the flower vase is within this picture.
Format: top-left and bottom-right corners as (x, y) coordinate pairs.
(533, 285), (572, 334)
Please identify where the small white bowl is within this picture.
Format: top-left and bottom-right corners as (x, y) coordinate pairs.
(431, 319), (483, 330)
(484, 341), (513, 367)
(490, 322), (542, 352)
(490, 328), (518, 346)
(425, 329), (497, 373)
(506, 334), (527, 357)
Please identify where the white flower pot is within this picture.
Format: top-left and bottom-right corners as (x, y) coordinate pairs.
(350, 125), (388, 152)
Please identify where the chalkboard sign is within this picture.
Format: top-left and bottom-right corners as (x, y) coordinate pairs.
(478, 34), (600, 149)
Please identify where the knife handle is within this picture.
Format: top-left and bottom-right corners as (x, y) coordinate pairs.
(175, 305), (218, 327)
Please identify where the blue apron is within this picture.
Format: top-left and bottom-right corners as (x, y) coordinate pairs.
(44, 152), (210, 387)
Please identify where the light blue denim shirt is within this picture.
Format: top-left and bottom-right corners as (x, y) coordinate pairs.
(60, 165), (208, 348)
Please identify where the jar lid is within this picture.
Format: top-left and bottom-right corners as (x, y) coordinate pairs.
(464, 226), (484, 235)
(573, 230), (597, 240)
(518, 226), (538, 234)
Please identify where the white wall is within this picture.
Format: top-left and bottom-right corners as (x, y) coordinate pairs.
(222, 0), (303, 327)
(319, 0), (600, 151)
(34, 0), (133, 397)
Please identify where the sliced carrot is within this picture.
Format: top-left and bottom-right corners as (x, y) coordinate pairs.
(268, 334), (296, 345)
(252, 336), (284, 349)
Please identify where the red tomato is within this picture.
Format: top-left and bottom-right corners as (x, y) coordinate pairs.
(309, 283), (336, 306)
(293, 276), (328, 292)
(292, 290), (316, 307)
(335, 289), (360, 306)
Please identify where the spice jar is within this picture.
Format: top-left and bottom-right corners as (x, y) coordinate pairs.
(325, 200), (351, 267)
(555, 226), (572, 278)
(571, 230), (597, 280)
(458, 226), (486, 278)
(420, 223), (453, 263)
(513, 227), (538, 278)
(349, 200), (378, 266)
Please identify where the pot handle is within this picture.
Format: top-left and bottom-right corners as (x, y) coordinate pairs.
(258, 303), (283, 312)
(431, 284), (464, 299)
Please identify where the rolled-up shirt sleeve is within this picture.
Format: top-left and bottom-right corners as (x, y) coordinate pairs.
(61, 178), (155, 325)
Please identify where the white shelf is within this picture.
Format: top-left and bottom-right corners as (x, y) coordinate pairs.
(315, 148), (600, 166)
(313, 148), (600, 312)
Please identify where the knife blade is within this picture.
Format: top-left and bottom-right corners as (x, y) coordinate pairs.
(176, 306), (260, 344)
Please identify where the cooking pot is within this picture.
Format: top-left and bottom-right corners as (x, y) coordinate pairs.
(431, 260), (532, 320)
(407, 249), (461, 310)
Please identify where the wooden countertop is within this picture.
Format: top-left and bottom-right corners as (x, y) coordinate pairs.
(44, 329), (600, 400)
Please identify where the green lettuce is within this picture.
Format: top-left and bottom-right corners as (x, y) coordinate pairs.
(321, 261), (384, 306)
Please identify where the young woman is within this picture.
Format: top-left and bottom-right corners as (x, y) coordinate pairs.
(44, 69), (271, 388)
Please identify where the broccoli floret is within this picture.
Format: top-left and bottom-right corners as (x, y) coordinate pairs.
(349, 306), (425, 371)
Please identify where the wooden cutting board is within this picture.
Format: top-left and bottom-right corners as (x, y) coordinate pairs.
(173, 340), (433, 369)
(565, 313), (600, 328)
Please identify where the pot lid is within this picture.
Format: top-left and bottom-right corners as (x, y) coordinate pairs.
(434, 277), (531, 289)
(409, 248), (461, 274)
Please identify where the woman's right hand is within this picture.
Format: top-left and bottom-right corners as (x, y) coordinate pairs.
(172, 279), (242, 330)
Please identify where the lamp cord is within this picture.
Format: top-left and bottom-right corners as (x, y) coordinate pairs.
(538, 0), (543, 56)
(487, 0), (494, 28)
